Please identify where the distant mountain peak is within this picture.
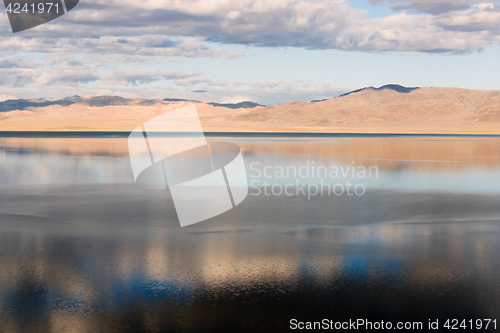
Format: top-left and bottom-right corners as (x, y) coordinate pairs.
(208, 101), (263, 109)
(163, 98), (263, 109)
(0, 96), (263, 113)
(338, 84), (420, 98)
(374, 84), (420, 93)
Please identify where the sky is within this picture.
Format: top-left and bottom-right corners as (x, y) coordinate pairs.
(1, 0), (500, 105)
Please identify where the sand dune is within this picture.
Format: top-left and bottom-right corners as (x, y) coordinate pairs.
(1, 86), (499, 133)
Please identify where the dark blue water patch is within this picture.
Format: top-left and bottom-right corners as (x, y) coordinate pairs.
(106, 278), (195, 316)
(341, 255), (402, 284)
(2, 277), (193, 317)
(342, 256), (370, 278)
(2, 276), (50, 329)
(2, 269), (496, 332)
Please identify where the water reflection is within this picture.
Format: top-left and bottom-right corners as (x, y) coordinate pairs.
(1, 136), (500, 192)
(0, 136), (500, 332)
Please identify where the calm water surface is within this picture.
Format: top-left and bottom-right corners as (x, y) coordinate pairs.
(0, 136), (500, 332)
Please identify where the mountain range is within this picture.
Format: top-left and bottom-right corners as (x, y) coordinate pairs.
(1, 85), (499, 134)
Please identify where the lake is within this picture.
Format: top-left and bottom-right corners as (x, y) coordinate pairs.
(0, 135), (500, 332)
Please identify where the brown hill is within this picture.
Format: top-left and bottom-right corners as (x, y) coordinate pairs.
(1, 87), (500, 133)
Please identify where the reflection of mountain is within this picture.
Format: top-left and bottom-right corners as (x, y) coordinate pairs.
(2, 136), (500, 172)
(1, 86), (500, 133)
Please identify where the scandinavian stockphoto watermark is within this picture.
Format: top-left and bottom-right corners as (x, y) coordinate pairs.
(249, 161), (378, 199)
(4, 0), (79, 33)
(128, 104), (248, 227)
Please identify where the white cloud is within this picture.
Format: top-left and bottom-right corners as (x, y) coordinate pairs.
(0, 68), (38, 87)
(371, 0), (497, 5)
(102, 69), (203, 86)
(2, 0), (500, 104)
(86, 0), (312, 14)
(174, 77), (212, 88)
(169, 79), (346, 104)
(186, 80), (346, 104)
(0, 93), (16, 102)
(35, 66), (100, 85)
(0, 71), (347, 105)
(335, 4), (500, 53)
(1, 0), (500, 55)
(0, 35), (244, 58)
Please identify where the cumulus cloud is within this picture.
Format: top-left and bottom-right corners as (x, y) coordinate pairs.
(0, 68), (38, 87)
(102, 69), (203, 86)
(0, 61), (205, 89)
(336, 4), (500, 53)
(391, 2), (471, 15)
(1, 0), (356, 50)
(371, 0), (497, 5)
(194, 79), (346, 104)
(0, 59), (19, 68)
(369, 0), (498, 10)
(170, 79), (345, 104)
(2, 0), (500, 103)
(45, 54), (77, 66)
(35, 67), (100, 85)
(372, 0), (499, 17)
(0, 64), (347, 104)
(0, 35), (244, 58)
(0, 0), (499, 54)
(208, 80), (246, 89)
(174, 77), (212, 88)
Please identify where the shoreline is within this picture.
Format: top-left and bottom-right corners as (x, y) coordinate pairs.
(1, 131), (500, 138)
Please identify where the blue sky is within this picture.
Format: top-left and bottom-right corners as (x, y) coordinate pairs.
(1, 0), (500, 104)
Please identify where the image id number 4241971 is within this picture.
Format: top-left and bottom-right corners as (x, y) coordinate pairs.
(443, 319), (497, 330)
(5, 2), (60, 14)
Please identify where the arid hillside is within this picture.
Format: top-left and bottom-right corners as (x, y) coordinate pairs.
(1, 86), (500, 133)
